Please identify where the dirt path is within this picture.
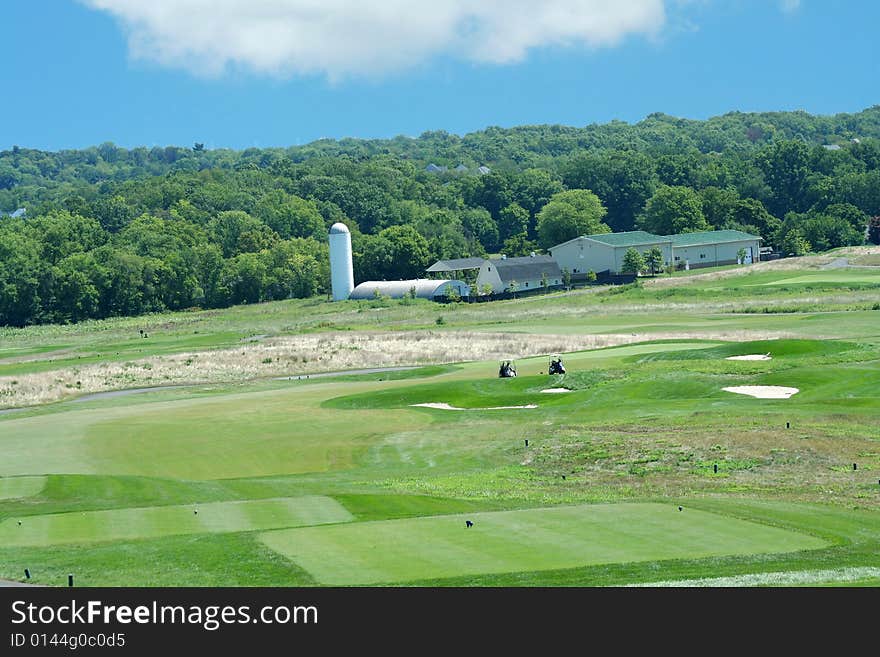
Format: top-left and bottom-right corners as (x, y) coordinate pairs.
(0, 347), (81, 365)
(821, 257), (850, 270)
(71, 385), (190, 403)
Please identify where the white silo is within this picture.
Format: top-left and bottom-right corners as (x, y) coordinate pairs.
(328, 222), (354, 301)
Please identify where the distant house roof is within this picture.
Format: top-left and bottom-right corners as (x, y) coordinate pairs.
(426, 257), (487, 273)
(477, 165), (491, 175)
(666, 230), (762, 247)
(571, 231), (671, 249)
(349, 279), (469, 300)
(425, 163), (448, 173)
(488, 255), (562, 283)
(822, 144), (842, 151)
(455, 164), (469, 172)
(1, 208), (26, 218)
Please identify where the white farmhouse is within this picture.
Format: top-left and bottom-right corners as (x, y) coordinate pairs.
(476, 254), (563, 294)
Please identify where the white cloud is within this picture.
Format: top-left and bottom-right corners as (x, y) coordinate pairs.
(82, 0), (666, 79)
(780, 0), (801, 13)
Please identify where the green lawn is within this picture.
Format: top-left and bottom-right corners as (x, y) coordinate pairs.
(0, 495), (353, 547)
(259, 503), (827, 585)
(0, 384), (431, 479)
(0, 476), (46, 500)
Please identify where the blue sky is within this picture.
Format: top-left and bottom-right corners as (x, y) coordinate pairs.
(2, 1), (877, 151)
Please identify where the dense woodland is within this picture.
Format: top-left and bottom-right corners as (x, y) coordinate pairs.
(2, 106), (880, 326)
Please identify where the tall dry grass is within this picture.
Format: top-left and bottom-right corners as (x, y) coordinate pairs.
(0, 330), (648, 409)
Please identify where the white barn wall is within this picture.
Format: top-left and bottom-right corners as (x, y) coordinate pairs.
(611, 243), (673, 273)
(548, 238), (615, 275)
(673, 239), (761, 268)
(549, 236), (673, 275)
(507, 274), (561, 292)
(475, 263), (504, 293)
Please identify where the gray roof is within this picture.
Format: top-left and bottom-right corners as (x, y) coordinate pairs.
(349, 279), (469, 300)
(426, 257), (487, 272)
(1, 208), (25, 218)
(489, 255), (562, 283)
(822, 144), (842, 151)
(455, 164), (469, 172)
(425, 163), (448, 173)
(477, 166), (491, 174)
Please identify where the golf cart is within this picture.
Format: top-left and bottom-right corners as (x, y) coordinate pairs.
(548, 355), (566, 375)
(498, 360), (517, 378)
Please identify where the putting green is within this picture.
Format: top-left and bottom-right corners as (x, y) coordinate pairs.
(0, 495), (353, 546)
(259, 503), (827, 585)
(0, 476), (46, 500)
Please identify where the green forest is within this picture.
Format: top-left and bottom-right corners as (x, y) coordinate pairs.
(2, 106), (880, 327)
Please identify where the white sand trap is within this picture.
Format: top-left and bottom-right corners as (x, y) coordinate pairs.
(723, 386), (799, 399)
(411, 402), (537, 411)
(541, 388), (571, 394)
(726, 354), (772, 361)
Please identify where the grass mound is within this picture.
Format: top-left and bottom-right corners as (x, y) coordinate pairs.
(324, 376), (565, 412)
(632, 339), (858, 362)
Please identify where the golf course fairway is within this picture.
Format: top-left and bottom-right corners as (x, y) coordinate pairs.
(259, 503), (828, 585)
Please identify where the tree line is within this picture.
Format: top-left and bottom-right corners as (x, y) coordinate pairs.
(1, 107), (879, 326)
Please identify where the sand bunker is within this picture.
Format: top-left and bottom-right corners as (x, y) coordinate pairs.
(540, 388), (571, 393)
(411, 402), (538, 411)
(726, 354), (772, 361)
(722, 386), (799, 399)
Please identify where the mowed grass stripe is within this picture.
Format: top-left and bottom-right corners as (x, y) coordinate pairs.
(0, 476), (47, 500)
(0, 496), (353, 546)
(259, 503), (827, 585)
(0, 384), (430, 479)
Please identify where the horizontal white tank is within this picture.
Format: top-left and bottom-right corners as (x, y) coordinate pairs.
(349, 279), (470, 300)
(328, 222), (354, 301)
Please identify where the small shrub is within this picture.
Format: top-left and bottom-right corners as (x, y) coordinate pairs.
(436, 316), (446, 325)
